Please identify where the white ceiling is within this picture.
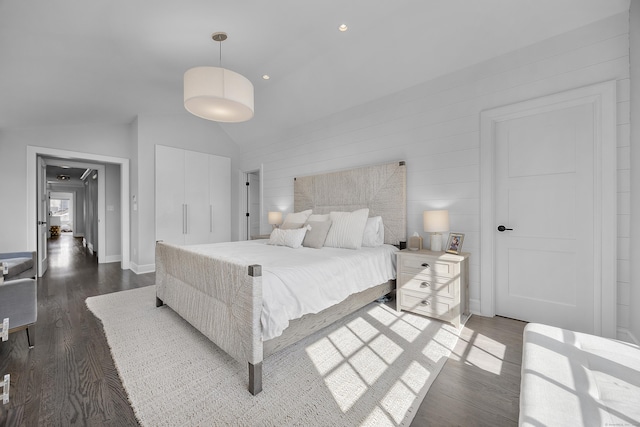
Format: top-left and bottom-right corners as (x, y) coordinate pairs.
(0, 0), (629, 148)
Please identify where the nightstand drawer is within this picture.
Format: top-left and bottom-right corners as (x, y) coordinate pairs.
(399, 255), (455, 279)
(399, 290), (453, 318)
(399, 273), (455, 298)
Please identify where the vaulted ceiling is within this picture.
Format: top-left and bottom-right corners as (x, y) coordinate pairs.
(0, 0), (630, 149)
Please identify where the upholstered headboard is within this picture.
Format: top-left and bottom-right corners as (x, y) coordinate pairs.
(294, 161), (407, 245)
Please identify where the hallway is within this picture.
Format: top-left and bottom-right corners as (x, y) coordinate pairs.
(0, 234), (151, 426)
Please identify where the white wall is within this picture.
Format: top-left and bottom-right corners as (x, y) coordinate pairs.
(240, 13), (633, 338)
(130, 113), (241, 273)
(629, 2), (640, 344)
(0, 123), (131, 253)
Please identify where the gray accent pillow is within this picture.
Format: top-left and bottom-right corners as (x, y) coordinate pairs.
(302, 220), (332, 249)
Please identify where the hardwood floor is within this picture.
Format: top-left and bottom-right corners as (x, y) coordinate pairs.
(0, 234), (152, 426)
(1, 234), (525, 426)
(412, 315), (526, 426)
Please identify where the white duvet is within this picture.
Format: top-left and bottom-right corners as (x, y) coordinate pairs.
(186, 240), (398, 340)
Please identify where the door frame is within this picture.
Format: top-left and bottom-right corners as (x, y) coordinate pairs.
(479, 81), (617, 338)
(239, 165), (263, 240)
(27, 146), (130, 271)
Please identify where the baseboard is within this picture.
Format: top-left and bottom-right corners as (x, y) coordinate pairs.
(130, 262), (155, 275)
(469, 298), (481, 315)
(617, 327), (640, 345)
(102, 255), (122, 264)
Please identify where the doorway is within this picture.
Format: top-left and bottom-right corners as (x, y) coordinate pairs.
(479, 81), (617, 337)
(27, 146), (130, 274)
(244, 169), (262, 240)
(49, 192), (74, 235)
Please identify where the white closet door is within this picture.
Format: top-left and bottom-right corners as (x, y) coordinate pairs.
(208, 154), (231, 243)
(156, 146), (186, 245)
(184, 150), (211, 245)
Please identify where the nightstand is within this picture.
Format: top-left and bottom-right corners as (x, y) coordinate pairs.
(396, 249), (469, 328)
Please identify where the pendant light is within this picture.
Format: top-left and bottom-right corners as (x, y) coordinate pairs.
(184, 32), (254, 123)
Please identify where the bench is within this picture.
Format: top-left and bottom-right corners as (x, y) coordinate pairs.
(520, 323), (640, 426)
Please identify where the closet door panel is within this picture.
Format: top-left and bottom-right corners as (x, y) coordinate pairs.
(155, 145), (186, 245)
(209, 154), (231, 243)
(184, 150), (211, 245)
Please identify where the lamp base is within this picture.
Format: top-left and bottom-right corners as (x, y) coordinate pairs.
(430, 233), (443, 252)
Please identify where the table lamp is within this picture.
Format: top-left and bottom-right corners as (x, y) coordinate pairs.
(268, 211), (283, 230)
(423, 210), (449, 251)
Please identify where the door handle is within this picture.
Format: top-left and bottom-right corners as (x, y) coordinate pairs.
(497, 225), (513, 232)
(183, 204), (187, 234)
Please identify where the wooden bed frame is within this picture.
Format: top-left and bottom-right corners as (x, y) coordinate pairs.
(155, 161), (407, 395)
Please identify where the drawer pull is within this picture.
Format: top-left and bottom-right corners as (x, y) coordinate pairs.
(420, 281), (430, 288)
(421, 263), (430, 268)
(420, 300), (431, 306)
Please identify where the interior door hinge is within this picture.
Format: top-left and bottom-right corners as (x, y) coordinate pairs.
(246, 213), (250, 217)
(246, 182), (250, 186)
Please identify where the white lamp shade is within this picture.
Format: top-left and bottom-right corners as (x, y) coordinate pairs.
(423, 210), (449, 233)
(50, 216), (61, 226)
(268, 211), (283, 225)
(184, 66), (254, 123)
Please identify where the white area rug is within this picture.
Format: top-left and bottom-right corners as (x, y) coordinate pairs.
(86, 285), (459, 426)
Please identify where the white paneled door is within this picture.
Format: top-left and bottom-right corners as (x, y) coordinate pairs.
(481, 81), (617, 337)
(494, 103), (595, 333)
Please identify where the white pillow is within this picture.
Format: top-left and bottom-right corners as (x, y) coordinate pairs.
(283, 209), (312, 225)
(308, 213), (330, 222)
(324, 208), (370, 250)
(362, 216), (385, 247)
(267, 226), (310, 249)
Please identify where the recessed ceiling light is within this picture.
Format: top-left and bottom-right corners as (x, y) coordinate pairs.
(60, 165), (70, 169)
(262, 74), (270, 80)
(338, 24), (348, 32)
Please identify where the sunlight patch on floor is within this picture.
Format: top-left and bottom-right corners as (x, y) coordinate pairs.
(324, 363), (368, 412)
(304, 303), (457, 419)
(382, 373), (421, 423)
(305, 337), (343, 376)
(450, 328), (508, 376)
(369, 334), (403, 365)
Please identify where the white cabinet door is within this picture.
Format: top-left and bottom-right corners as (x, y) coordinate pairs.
(208, 154), (231, 243)
(184, 150), (211, 245)
(156, 146), (231, 246)
(156, 146), (186, 245)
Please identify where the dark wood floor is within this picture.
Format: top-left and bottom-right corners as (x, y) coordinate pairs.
(0, 234), (152, 426)
(1, 234), (524, 426)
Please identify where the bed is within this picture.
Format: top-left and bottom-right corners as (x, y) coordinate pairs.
(155, 161), (407, 395)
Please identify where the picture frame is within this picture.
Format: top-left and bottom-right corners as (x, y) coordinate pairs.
(445, 232), (465, 254)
